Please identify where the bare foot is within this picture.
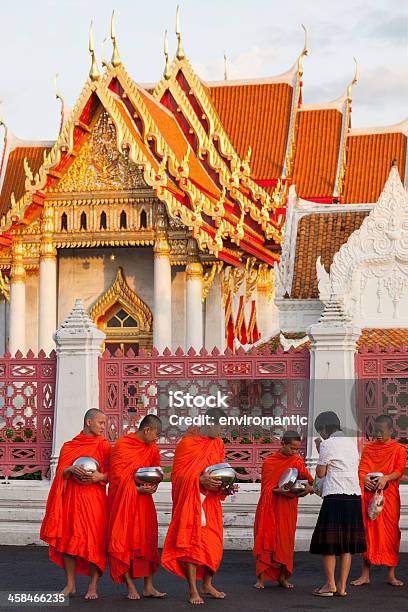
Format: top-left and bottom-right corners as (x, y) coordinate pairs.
(190, 591), (204, 605)
(387, 578), (404, 587)
(84, 587), (98, 600)
(351, 577), (370, 586)
(127, 585), (141, 600)
(254, 580), (264, 589)
(201, 585), (226, 599)
(61, 585), (76, 597)
(143, 587), (167, 598)
(279, 579), (294, 589)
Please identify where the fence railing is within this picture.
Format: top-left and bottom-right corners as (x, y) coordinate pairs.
(99, 345), (310, 481)
(0, 350), (57, 479)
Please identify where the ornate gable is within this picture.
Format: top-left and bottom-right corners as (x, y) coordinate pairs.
(318, 164), (408, 325)
(48, 111), (147, 194)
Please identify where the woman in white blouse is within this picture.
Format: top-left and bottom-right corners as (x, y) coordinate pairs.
(310, 411), (366, 597)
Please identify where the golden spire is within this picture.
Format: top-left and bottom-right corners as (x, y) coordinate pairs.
(175, 5), (185, 60)
(111, 10), (121, 68)
(224, 52), (228, 80)
(164, 30), (171, 79)
(101, 38), (109, 68)
(89, 21), (100, 81)
(53, 74), (65, 134)
(347, 57), (358, 102)
(297, 24), (309, 77)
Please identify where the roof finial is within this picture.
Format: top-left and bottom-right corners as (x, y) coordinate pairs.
(89, 21), (100, 81)
(175, 5), (185, 60)
(347, 56), (358, 101)
(111, 11), (121, 67)
(224, 52), (228, 80)
(101, 38), (109, 68)
(0, 118), (8, 179)
(164, 30), (171, 79)
(297, 24), (309, 76)
(53, 74), (65, 134)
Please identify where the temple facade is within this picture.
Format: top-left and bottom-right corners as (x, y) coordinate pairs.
(0, 17), (407, 357)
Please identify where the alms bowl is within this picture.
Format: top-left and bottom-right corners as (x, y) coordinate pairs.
(134, 466), (164, 484)
(72, 456), (100, 484)
(204, 463), (236, 489)
(278, 467), (298, 489)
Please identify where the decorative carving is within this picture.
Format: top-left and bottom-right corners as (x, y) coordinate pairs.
(89, 268), (153, 347)
(0, 270), (10, 300)
(202, 262), (223, 302)
(50, 111), (147, 193)
(316, 256), (331, 303)
(329, 166), (408, 295)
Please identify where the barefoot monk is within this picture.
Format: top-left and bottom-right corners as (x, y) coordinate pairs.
(40, 409), (111, 600)
(253, 430), (314, 590)
(351, 415), (406, 588)
(107, 414), (166, 600)
(161, 408), (230, 605)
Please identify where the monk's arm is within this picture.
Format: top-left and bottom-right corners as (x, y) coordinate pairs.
(377, 470), (402, 491)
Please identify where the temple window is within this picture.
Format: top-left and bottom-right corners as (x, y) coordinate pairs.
(100, 211), (107, 230)
(140, 209), (147, 228)
(106, 308), (138, 329)
(80, 211), (87, 230)
(60, 212), (68, 231)
(120, 210), (127, 229)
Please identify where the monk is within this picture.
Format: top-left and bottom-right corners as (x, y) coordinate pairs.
(161, 407), (231, 605)
(40, 408), (111, 600)
(351, 414), (407, 588)
(107, 414), (166, 600)
(253, 430), (314, 589)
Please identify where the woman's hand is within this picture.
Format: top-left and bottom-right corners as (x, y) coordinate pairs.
(200, 472), (222, 491)
(314, 437), (322, 452)
(375, 475), (389, 491)
(364, 474), (378, 491)
(136, 482), (158, 495)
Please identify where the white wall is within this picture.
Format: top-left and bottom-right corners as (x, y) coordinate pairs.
(57, 247), (154, 325)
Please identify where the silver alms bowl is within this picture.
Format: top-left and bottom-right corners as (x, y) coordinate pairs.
(291, 479), (308, 494)
(367, 472), (384, 479)
(278, 467), (298, 489)
(72, 456), (100, 484)
(204, 463), (236, 490)
(134, 466), (164, 484)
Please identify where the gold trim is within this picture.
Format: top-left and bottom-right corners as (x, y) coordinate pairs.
(90, 267), (153, 347)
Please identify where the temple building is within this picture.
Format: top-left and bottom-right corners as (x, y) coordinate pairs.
(0, 14), (407, 357)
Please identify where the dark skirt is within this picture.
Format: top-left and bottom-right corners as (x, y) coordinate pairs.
(309, 494), (367, 556)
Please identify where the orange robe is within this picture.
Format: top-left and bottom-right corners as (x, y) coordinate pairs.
(253, 451), (313, 581)
(161, 434), (225, 580)
(40, 432), (111, 576)
(107, 433), (161, 583)
(359, 440), (406, 566)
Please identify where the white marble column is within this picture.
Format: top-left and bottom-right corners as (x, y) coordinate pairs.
(51, 299), (105, 478)
(153, 205), (172, 353)
(38, 257), (57, 354)
(38, 204), (57, 354)
(9, 239), (26, 355)
(307, 297), (361, 467)
(186, 238), (203, 351)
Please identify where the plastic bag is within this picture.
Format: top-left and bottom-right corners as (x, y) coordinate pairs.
(368, 492), (384, 520)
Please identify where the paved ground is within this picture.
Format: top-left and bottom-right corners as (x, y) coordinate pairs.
(0, 547), (407, 611)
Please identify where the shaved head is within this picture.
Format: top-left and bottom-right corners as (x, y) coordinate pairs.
(138, 414), (162, 431)
(374, 414), (393, 430)
(83, 408), (105, 426)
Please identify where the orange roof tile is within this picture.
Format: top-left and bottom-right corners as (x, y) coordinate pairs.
(291, 210), (369, 298)
(0, 145), (51, 216)
(138, 90), (220, 198)
(209, 83), (293, 180)
(344, 132), (407, 203)
(357, 328), (408, 350)
(292, 109), (343, 199)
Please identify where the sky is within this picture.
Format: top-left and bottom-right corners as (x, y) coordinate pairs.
(0, 0), (407, 141)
